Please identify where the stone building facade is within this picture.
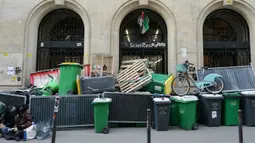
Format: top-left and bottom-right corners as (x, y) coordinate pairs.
(0, 0), (254, 88)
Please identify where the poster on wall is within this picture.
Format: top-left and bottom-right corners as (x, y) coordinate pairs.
(0, 53), (23, 86)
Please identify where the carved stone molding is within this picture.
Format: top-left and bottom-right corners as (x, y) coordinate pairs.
(223, 0), (233, 6)
(54, 0), (65, 5)
(139, 0), (149, 6)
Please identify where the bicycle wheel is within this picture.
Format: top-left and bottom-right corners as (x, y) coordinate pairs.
(171, 76), (190, 96)
(206, 77), (224, 94)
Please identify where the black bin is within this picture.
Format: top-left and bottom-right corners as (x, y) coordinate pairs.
(199, 94), (223, 127)
(80, 76), (115, 94)
(153, 97), (171, 131)
(241, 91), (255, 126)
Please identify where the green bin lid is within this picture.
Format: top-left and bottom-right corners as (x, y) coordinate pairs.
(223, 92), (240, 98)
(174, 95), (198, 103)
(59, 62), (83, 68)
(92, 98), (112, 104)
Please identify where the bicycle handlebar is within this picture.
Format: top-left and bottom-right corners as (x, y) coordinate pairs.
(184, 60), (194, 66)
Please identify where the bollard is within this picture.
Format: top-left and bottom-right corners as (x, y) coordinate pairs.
(51, 96), (60, 143)
(238, 110), (243, 143)
(147, 109), (151, 143)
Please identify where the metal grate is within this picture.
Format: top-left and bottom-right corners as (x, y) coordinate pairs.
(37, 9), (84, 71)
(37, 47), (83, 70)
(203, 9), (250, 67)
(0, 93), (26, 107)
(29, 96), (55, 124)
(29, 95), (98, 128)
(103, 92), (153, 123)
(196, 65), (255, 92)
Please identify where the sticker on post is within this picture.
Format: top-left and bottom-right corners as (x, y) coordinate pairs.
(212, 111), (217, 119)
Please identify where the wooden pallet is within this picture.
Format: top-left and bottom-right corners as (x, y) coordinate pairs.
(117, 59), (152, 93)
(119, 59), (149, 72)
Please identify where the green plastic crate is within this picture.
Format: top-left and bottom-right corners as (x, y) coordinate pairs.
(141, 73), (174, 94)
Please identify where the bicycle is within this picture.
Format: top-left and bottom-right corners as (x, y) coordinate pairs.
(171, 60), (224, 95)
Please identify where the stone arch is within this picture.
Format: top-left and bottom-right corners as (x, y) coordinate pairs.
(110, 0), (177, 74)
(197, 0), (255, 67)
(22, 0), (91, 86)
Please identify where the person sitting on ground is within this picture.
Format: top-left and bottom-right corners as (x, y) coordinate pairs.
(0, 106), (17, 138)
(2, 104), (33, 141)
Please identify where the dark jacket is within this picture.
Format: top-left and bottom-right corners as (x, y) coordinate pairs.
(15, 108), (33, 130)
(1, 106), (17, 128)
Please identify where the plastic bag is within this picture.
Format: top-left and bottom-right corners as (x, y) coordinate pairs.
(24, 124), (36, 141)
(35, 121), (51, 140)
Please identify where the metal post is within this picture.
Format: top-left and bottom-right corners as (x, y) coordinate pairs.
(51, 96), (60, 143)
(238, 110), (243, 143)
(147, 109), (151, 143)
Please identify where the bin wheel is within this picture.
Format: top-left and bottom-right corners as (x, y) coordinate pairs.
(192, 123), (199, 130)
(103, 127), (110, 134)
(152, 122), (155, 129)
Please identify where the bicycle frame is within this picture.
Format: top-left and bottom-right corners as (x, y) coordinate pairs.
(181, 67), (216, 90)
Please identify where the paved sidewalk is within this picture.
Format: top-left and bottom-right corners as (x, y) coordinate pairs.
(1, 126), (254, 143)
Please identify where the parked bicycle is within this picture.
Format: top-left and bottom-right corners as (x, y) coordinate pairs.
(171, 60), (224, 95)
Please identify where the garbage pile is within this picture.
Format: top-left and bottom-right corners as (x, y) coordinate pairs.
(22, 58), (175, 97)
(1, 57), (255, 135)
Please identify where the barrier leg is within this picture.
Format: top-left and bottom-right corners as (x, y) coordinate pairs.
(238, 110), (243, 143)
(51, 96), (60, 143)
(147, 109), (151, 143)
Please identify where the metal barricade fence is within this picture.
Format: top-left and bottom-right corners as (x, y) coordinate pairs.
(29, 94), (99, 128)
(103, 92), (154, 123)
(56, 95), (97, 128)
(0, 92), (26, 107)
(196, 65), (255, 92)
(30, 93), (155, 127)
(29, 96), (55, 125)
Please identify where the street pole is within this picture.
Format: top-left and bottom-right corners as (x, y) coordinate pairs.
(238, 110), (243, 143)
(147, 109), (151, 143)
(51, 96), (60, 143)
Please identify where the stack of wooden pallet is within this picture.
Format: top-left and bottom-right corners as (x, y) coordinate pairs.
(117, 59), (152, 93)
(119, 59), (149, 72)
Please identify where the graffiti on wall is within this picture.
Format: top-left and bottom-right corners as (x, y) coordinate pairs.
(0, 53), (23, 86)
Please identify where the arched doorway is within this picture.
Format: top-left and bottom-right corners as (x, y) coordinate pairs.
(203, 9), (250, 67)
(37, 9), (84, 70)
(119, 9), (167, 74)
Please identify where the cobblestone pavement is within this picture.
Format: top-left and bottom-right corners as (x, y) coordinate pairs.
(1, 126), (254, 143)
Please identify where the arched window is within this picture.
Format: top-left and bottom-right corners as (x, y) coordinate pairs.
(203, 9), (250, 67)
(37, 9), (84, 70)
(120, 9), (167, 73)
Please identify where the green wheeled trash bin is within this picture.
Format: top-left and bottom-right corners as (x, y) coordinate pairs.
(153, 97), (171, 131)
(92, 98), (112, 134)
(175, 96), (199, 130)
(240, 91), (255, 126)
(222, 92), (241, 126)
(169, 96), (179, 126)
(58, 63), (83, 95)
